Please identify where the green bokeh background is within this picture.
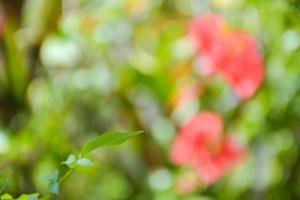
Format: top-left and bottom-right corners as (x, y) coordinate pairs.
(1, 0), (300, 199)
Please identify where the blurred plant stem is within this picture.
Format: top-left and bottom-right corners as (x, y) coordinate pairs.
(58, 169), (73, 184)
(0, 2), (28, 125)
(0, 0), (61, 127)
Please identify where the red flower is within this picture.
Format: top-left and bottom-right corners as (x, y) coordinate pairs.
(189, 14), (264, 99)
(170, 112), (245, 185)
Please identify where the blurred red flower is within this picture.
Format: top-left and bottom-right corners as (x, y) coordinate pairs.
(189, 14), (264, 99)
(170, 112), (245, 185)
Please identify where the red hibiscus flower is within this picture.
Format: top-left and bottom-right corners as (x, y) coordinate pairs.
(170, 112), (246, 185)
(189, 14), (264, 99)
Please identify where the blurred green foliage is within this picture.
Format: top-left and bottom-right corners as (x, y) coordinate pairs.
(1, 0), (300, 199)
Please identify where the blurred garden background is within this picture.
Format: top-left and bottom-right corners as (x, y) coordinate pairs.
(1, 0), (300, 199)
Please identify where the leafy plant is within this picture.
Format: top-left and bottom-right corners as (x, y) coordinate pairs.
(0, 131), (142, 200)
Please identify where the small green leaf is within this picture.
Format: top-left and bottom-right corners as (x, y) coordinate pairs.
(80, 130), (142, 156)
(49, 182), (59, 195)
(0, 193), (13, 200)
(45, 170), (59, 195)
(62, 154), (76, 168)
(45, 170), (59, 182)
(76, 158), (93, 166)
(28, 196), (38, 200)
(17, 193), (39, 200)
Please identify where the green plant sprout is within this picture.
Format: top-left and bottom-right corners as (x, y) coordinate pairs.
(0, 131), (143, 200)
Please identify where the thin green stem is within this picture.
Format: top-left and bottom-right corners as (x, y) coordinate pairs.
(58, 168), (73, 184)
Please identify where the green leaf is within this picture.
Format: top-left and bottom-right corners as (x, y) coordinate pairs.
(80, 130), (142, 156)
(49, 182), (59, 195)
(76, 158), (93, 166)
(0, 193), (13, 200)
(45, 170), (59, 182)
(62, 154), (76, 168)
(45, 170), (59, 195)
(17, 193), (39, 200)
(28, 196), (38, 200)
